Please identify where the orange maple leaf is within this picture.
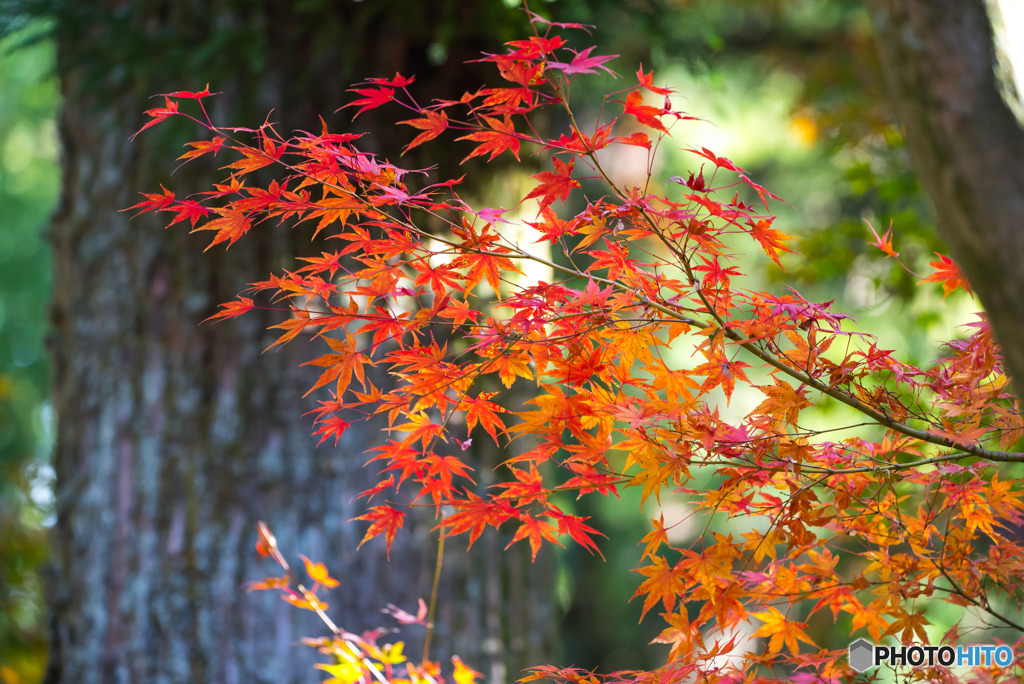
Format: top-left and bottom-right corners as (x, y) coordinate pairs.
(631, 555), (684, 619)
(885, 608), (930, 643)
(299, 554), (340, 588)
(178, 136), (227, 163)
(750, 607), (816, 655)
(353, 505), (406, 558)
(866, 219), (899, 258)
(203, 297), (255, 324)
(639, 515), (670, 561)
(222, 145), (278, 176)
(304, 334), (371, 392)
(747, 217), (793, 267)
(193, 209), (252, 250)
(489, 350), (534, 388)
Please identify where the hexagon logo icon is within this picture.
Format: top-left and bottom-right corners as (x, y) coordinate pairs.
(849, 639), (875, 672)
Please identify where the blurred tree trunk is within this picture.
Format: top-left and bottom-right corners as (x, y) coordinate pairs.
(45, 3), (554, 683)
(867, 0), (1024, 398)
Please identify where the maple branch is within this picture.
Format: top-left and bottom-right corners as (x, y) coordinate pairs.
(491, 217), (1024, 468)
(256, 523), (392, 684)
(630, 234), (1024, 466)
(933, 560), (1024, 633)
(573, 181), (1024, 468)
(423, 533), (445, 663)
(733, 335), (1024, 464)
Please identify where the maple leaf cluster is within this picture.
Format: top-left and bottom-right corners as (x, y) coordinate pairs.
(131, 12), (1024, 683)
(248, 522), (476, 684)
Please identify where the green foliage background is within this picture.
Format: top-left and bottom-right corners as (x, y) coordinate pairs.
(0, 20), (57, 684)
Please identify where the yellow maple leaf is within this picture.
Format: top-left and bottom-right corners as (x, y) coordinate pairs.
(750, 606), (816, 655)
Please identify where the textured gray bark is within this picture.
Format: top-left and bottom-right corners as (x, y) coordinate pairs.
(867, 0), (1024, 399)
(46, 3), (554, 683)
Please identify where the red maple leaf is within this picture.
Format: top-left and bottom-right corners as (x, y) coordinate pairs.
(614, 131), (651, 149)
(365, 72), (415, 88)
(636, 65), (673, 95)
(165, 200), (211, 228)
(125, 185), (176, 215)
(457, 116), (521, 163)
(493, 464), (547, 506)
(158, 85), (215, 99)
(312, 416), (352, 447)
(621, 90), (668, 133)
(547, 507), (605, 558)
(343, 86), (396, 118)
(131, 97), (179, 139)
(687, 146), (741, 173)
(461, 392), (509, 443)
(455, 249), (518, 294)
(524, 157), (580, 211)
(440, 495), (517, 548)
(506, 35), (567, 58)
(178, 136), (227, 163)
(920, 252), (972, 297)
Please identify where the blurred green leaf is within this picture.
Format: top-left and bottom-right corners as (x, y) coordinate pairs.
(0, 20), (57, 683)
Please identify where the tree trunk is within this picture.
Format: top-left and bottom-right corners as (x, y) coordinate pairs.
(45, 3), (553, 683)
(866, 0), (1024, 398)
